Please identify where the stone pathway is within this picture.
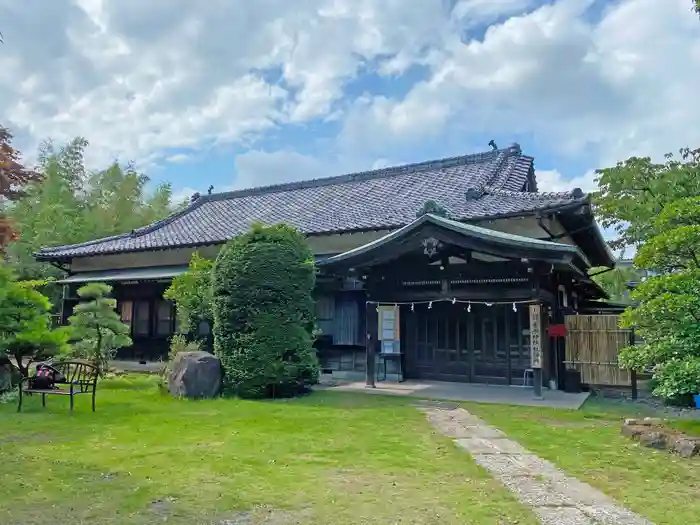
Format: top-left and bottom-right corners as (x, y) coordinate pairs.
(417, 402), (654, 525)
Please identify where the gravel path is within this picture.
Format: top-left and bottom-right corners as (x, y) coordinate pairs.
(417, 402), (654, 525)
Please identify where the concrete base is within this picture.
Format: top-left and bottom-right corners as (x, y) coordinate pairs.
(317, 376), (590, 409)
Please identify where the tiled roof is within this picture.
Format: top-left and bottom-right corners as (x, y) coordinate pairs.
(35, 144), (588, 261)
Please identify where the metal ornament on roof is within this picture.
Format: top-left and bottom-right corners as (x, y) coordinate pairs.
(421, 237), (441, 257)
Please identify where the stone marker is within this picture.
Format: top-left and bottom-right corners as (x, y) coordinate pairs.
(168, 351), (222, 399)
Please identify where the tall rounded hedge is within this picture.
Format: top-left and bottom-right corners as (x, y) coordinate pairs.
(212, 222), (319, 398)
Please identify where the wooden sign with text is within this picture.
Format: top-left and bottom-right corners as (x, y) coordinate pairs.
(529, 304), (542, 369)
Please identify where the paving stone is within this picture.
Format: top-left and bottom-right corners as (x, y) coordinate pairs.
(534, 507), (596, 525)
(548, 477), (614, 506)
(580, 504), (655, 525)
(472, 452), (562, 478)
(455, 437), (528, 455)
(498, 475), (575, 507)
(421, 405), (656, 525)
(448, 408), (486, 427)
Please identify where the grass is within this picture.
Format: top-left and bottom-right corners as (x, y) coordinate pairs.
(0, 375), (536, 525)
(466, 399), (700, 525)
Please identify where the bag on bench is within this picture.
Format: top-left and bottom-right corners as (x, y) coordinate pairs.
(30, 364), (66, 390)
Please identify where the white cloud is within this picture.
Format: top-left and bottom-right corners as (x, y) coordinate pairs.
(0, 0), (451, 168)
(0, 0), (697, 198)
(536, 169), (597, 193)
(233, 150), (333, 189)
(340, 0), (700, 166)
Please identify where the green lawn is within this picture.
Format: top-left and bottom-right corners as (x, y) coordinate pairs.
(466, 400), (700, 525)
(0, 376), (536, 525)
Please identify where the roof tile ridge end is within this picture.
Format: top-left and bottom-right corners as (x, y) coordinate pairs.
(480, 145), (523, 189)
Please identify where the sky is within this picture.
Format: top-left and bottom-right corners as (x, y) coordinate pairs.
(0, 0), (699, 208)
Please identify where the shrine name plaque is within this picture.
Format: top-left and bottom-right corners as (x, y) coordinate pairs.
(529, 304), (542, 369)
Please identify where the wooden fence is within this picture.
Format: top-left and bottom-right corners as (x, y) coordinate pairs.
(564, 315), (634, 387)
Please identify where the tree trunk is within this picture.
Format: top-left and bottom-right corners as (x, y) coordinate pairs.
(12, 353), (30, 378)
(95, 328), (103, 376)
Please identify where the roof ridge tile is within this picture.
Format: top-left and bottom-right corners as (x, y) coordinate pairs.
(199, 148), (511, 202)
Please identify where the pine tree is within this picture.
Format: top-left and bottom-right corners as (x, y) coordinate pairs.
(67, 283), (132, 375)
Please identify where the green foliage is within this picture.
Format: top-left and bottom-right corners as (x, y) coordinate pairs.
(66, 283), (132, 375)
(594, 147), (700, 251)
(604, 161), (700, 402)
(0, 265), (70, 377)
(6, 138), (183, 281)
(212, 222), (318, 398)
(163, 252), (214, 334)
(651, 357), (700, 405)
(590, 266), (643, 303)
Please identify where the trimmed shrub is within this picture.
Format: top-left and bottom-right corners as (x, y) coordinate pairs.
(212, 222), (318, 398)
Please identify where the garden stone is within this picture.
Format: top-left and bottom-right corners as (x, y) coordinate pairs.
(621, 424), (645, 439)
(672, 438), (700, 458)
(638, 431), (666, 450)
(640, 417), (663, 426)
(168, 351), (222, 399)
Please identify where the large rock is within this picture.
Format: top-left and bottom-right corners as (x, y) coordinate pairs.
(168, 351), (222, 399)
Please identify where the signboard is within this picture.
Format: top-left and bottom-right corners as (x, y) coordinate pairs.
(529, 304), (542, 369)
(378, 305), (401, 354)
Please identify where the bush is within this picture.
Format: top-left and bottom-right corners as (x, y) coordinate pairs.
(651, 357), (700, 406)
(0, 265), (70, 377)
(212, 222), (318, 398)
(163, 253), (214, 335)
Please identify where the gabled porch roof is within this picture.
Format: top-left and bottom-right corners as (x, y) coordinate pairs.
(319, 213), (591, 273)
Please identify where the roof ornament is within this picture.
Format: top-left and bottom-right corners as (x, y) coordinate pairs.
(208, 185), (214, 195)
(464, 187), (484, 201)
(421, 237), (441, 257)
(190, 192), (201, 203)
(488, 139), (498, 151)
(415, 199), (448, 218)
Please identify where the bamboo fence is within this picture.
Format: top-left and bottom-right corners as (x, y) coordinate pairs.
(564, 315), (633, 387)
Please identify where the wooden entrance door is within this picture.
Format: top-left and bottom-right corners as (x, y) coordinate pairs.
(402, 303), (530, 384)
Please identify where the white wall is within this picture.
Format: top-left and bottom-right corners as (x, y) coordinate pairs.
(67, 217), (580, 273)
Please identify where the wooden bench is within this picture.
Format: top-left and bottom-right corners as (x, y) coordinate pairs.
(17, 360), (99, 413)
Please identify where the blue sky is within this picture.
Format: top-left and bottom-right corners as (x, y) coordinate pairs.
(0, 0), (698, 210)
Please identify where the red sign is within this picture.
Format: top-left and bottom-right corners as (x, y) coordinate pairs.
(548, 324), (567, 337)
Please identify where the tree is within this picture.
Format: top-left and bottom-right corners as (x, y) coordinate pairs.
(617, 196), (700, 403)
(0, 266), (70, 377)
(212, 223), (318, 398)
(591, 266), (643, 303)
(163, 252), (214, 335)
(66, 283), (132, 375)
(7, 138), (87, 280)
(595, 147), (700, 251)
(6, 138), (181, 281)
(0, 126), (41, 251)
(596, 148), (700, 404)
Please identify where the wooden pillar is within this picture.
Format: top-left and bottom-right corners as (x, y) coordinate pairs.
(365, 300), (377, 388)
